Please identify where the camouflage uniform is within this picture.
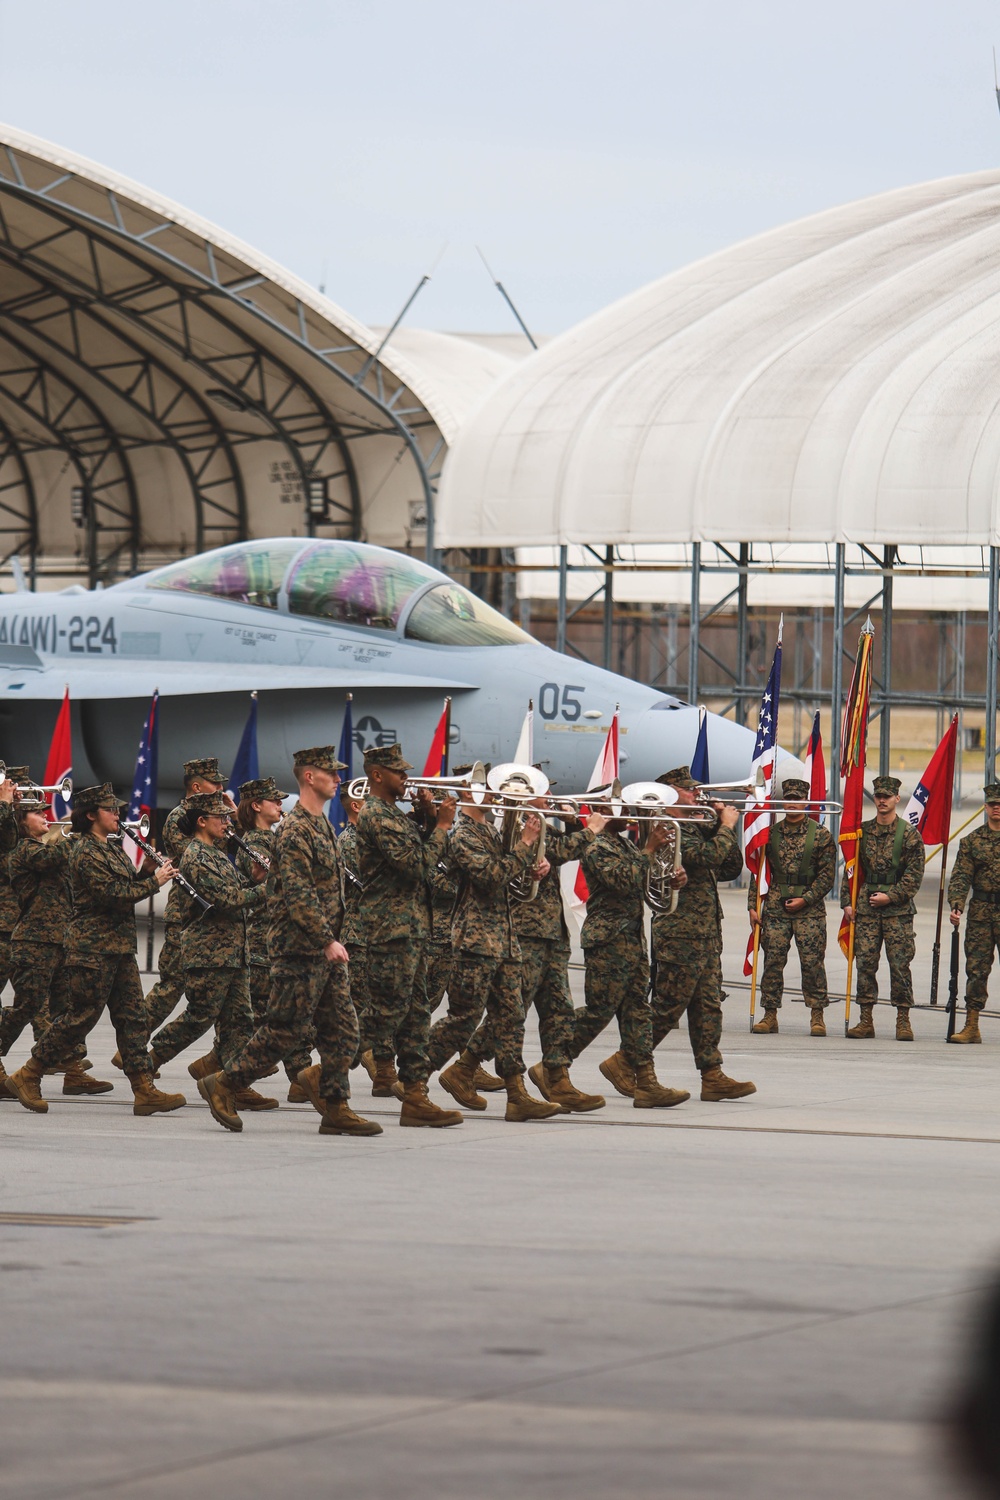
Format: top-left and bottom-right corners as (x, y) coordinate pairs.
(234, 826), (277, 1025)
(841, 815), (925, 1008)
(427, 813), (535, 1078)
(467, 825), (592, 1068)
(570, 830), (654, 1069)
(0, 827), (74, 1057)
(650, 819), (743, 1070)
(29, 818), (159, 1076)
(149, 827), (263, 1067)
(749, 818), (836, 1009)
(338, 821), (369, 1041)
(0, 770), (28, 1000)
(948, 824), (1000, 1011)
(224, 784), (358, 1104)
(425, 845), (458, 1015)
(357, 794), (449, 1085)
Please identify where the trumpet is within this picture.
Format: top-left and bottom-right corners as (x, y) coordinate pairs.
(227, 827), (271, 873)
(22, 776), (73, 801)
(487, 764), (548, 903)
(346, 760), (488, 805)
(694, 779), (842, 814)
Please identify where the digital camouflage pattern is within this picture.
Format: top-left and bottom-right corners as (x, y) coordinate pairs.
(571, 932), (653, 1069)
(512, 825), (595, 944)
(160, 803), (193, 925)
(425, 842), (458, 1010)
(356, 797), (445, 945)
(749, 818), (836, 1009)
(9, 833), (72, 944)
(449, 815), (532, 959)
(142, 801), (191, 1034)
(842, 815), (925, 1009)
(336, 822), (371, 1044)
(267, 802), (344, 955)
(578, 832), (650, 949)
(948, 825), (1000, 1010)
(650, 821), (742, 1069)
(31, 832), (158, 1075)
(227, 957), (357, 1102)
(235, 826), (276, 1024)
(434, 954), (526, 1078)
(0, 800), (22, 934)
(149, 839), (263, 1065)
(0, 942), (71, 1057)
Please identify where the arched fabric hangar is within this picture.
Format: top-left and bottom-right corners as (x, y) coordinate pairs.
(0, 123), (502, 587)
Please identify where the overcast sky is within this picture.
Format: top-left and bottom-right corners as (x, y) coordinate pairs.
(0, 1), (998, 336)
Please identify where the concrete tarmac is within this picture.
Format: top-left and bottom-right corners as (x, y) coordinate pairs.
(0, 889), (995, 1500)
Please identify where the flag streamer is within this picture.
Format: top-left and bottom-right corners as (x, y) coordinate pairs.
(838, 621), (876, 1032)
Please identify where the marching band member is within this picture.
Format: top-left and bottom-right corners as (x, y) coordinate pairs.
(842, 775), (925, 1040)
(749, 777), (837, 1037)
(429, 779), (559, 1122)
(337, 784), (383, 1096)
(0, 767), (30, 1005)
(356, 743), (462, 1127)
(199, 747), (380, 1138)
(6, 784), (184, 1117)
(147, 791), (274, 1110)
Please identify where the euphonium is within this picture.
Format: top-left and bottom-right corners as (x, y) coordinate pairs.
(619, 783), (684, 915)
(487, 763), (548, 903)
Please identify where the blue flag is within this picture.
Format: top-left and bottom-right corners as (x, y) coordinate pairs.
(329, 693), (354, 832)
(691, 705), (710, 783)
(124, 690), (159, 867)
(229, 693), (259, 795)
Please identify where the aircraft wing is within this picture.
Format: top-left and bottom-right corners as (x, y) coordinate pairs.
(0, 655), (477, 700)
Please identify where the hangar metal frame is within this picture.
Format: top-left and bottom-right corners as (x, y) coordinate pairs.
(0, 133), (443, 580)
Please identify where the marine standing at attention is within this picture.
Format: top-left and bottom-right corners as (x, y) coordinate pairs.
(947, 782), (1000, 1043)
(842, 775), (925, 1040)
(749, 778), (837, 1037)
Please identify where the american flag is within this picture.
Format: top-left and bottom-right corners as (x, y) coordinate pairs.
(123, 690), (159, 868)
(742, 623), (783, 973)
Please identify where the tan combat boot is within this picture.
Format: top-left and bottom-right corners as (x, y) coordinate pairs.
(129, 1072), (186, 1117)
(473, 1065), (505, 1092)
(751, 1008), (779, 1034)
(809, 1006), (827, 1037)
(286, 1081), (308, 1103)
(949, 1009), (983, 1044)
(110, 1049), (123, 1071)
(529, 1061), (605, 1113)
(598, 1050), (636, 1098)
(62, 1063), (113, 1096)
(439, 1052), (487, 1110)
(399, 1081), (463, 1128)
(700, 1066), (757, 1102)
(895, 1007), (914, 1042)
(7, 1057), (47, 1112)
(633, 1062), (690, 1109)
(0, 1061), (15, 1099)
(504, 1073), (561, 1122)
(318, 1100), (383, 1137)
(235, 1087), (279, 1111)
(847, 1002), (876, 1038)
(187, 1048), (220, 1081)
(358, 1049), (377, 1083)
(197, 1071), (242, 1131)
(372, 1057), (404, 1101)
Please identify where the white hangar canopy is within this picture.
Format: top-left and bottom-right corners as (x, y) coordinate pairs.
(0, 124), (507, 587)
(436, 169), (1000, 550)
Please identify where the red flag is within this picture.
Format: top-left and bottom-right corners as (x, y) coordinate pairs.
(570, 710), (620, 910)
(836, 623), (875, 957)
(422, 698), (451, 778)
(903, 715), (957, 846)
(804, 712), (826, 823)
(42, 687), (72, 822)
(837, 760), (867, 956)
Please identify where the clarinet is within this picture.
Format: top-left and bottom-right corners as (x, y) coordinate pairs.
(227, 827), (272, 872)
(126, 827), (213, 913)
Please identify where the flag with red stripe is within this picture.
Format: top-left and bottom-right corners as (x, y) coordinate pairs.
(567, 709), (620, 914)
(804, 711), (826, 823)
(422, 698), (451, 778)
(742, 622), (783, 975)
(903, 715), (957, 846)
(837, 622), (875, 955)
(42, 686), (72, 822)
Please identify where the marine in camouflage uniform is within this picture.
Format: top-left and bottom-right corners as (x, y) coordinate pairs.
(640, 766), (756, 1102)
(355, 743), (461, 1126)
(568, 819), (689, 1109)
(429, 788), (559, 1122)
(337, 808), (368, 1043)
(0, 799), (96, 1094)
(749, 778), (836, 1037)
(841, 774), (925, 1040)
(425, 843), (459, 1015)
(6, 784), (185, 1116)
(946, 782), (1000, 1043)
(0, 767), (31, 1004)
(201, 747), (380, 1137)
(149, 793), (264, 1088)
(144, 756), (228, 1037)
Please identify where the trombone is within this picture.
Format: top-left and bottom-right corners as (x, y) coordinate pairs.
(695, 779), (842, 814)
(346, 760), (488, 805)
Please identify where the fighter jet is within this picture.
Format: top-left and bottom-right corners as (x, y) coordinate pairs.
(0, 537), (778, 801)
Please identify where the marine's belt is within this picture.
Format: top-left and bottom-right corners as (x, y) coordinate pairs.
(773, 884), (809, 900)
(971, 888), (1000, 908)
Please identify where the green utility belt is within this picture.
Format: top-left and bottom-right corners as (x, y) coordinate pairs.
(773, 885), (808, 900)
(865, 883), (899, 895)
(971, 889), (1000, 908)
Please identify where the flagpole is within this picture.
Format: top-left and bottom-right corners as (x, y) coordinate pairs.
(443, 696), (451, 777)
(844, 841), (861, 1034)
(748, 885), (763, 1030)
(929, 837), (950, 1006)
